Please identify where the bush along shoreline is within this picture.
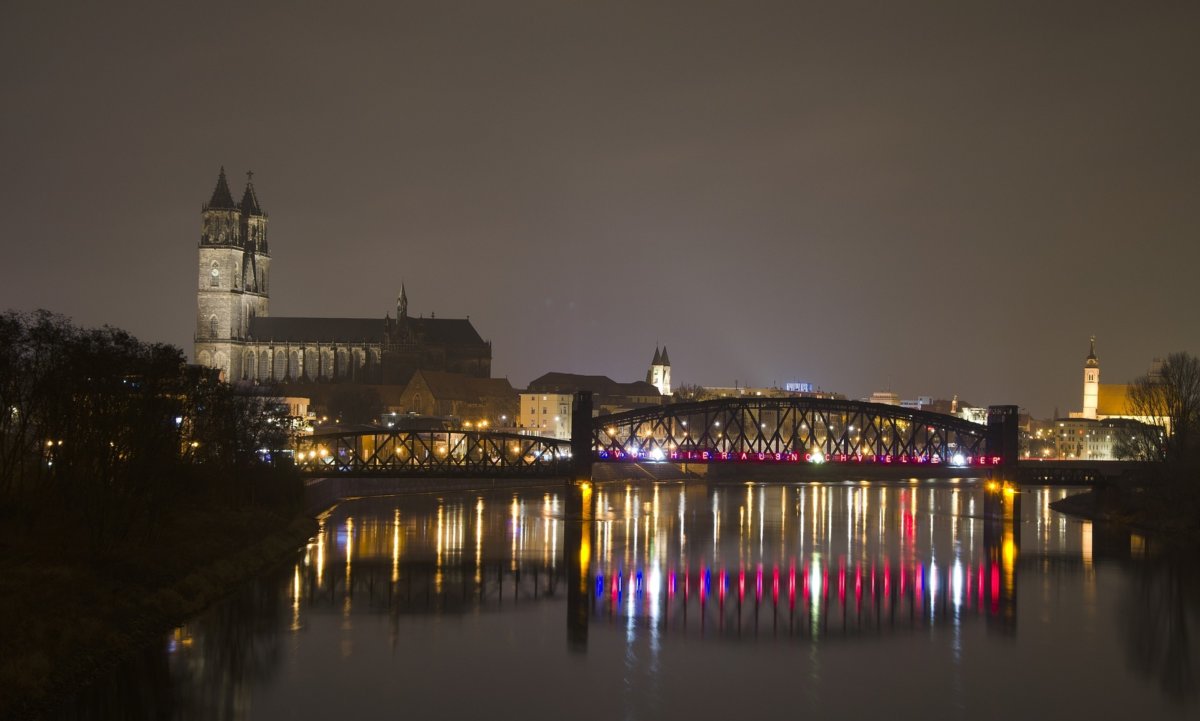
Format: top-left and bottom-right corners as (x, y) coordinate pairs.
(0, 311), (314, 717)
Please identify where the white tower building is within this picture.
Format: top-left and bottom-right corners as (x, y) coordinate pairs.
(647, 346), (672, 396)
(1082, 336), (1099, 420)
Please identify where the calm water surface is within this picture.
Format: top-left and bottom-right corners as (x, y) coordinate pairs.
(66, 480), (1200, 719)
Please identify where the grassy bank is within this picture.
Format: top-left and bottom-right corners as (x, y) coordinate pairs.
(0, 500), (317, 718)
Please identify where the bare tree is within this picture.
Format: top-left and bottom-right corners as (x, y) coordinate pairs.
(1126, 352), (1200, 466)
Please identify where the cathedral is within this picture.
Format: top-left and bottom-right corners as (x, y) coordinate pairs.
(194, 168), (492, 385)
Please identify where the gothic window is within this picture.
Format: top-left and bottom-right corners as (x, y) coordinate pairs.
(246, 351), (257, 381)
(209, 315), (218, 338)
(288, 351), (299, 380)
(273, 350), (286, 380)
(210, 262), (220, 287)
(304, 349), (318, 380)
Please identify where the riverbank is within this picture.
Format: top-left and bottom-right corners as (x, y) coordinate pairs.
(1050, 486), (1200, 548)
(0, 505), (318, 718)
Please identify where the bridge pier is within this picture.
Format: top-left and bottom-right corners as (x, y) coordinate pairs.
(566, 391), (594, 652)
(986, 405), (1019, 475)
(570, 390), (593, 485)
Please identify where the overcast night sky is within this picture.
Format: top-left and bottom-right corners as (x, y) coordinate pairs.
(2, 1), (1197, 417)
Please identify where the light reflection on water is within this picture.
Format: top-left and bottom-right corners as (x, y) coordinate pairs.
(61, 481), (1200, 719)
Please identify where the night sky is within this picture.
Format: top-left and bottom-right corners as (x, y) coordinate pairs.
(2, 1), (1197, 417)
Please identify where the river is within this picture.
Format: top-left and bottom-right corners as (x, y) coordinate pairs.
(60, 479), (1200, 719)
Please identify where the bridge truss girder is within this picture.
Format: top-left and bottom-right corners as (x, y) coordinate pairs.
(297, 430), (572, 476)
(592, 397), (988, 463)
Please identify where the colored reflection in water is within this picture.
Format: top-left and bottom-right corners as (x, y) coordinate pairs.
(59, 481), (1200, 719)
(583, 482), (1024, 640)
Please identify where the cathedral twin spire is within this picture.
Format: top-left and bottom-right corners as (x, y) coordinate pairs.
(206, 166), (264, 216)
(206, 167), (237, 210)
(647, 344), (672, 396)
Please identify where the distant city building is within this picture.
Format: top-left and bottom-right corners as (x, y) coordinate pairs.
(864, 392), (971, 418)
(193, 168), (492, 385)
(958, 406), (989, 425)
(519, 392), (573, 440)
(701, 385), (843, 401)
(526, 372), (661, 415)
(868, 391), (901, 406)
(1053, 417), (1151, 460)
(646, 346), (672, 396)
(396, 370), (517, 427)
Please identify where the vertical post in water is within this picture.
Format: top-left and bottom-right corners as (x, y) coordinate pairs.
(570, 390), (594, 485)
(984, 405), (1020, 634)
(566, 391), (594, 651)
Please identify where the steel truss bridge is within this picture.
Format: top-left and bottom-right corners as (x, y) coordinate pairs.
(296, 429), (571, 476)
(593, 397), (998, 469)
(297, 397), (1008, 476)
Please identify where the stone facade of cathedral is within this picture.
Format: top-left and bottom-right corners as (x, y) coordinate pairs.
(194, 168), (492, 386)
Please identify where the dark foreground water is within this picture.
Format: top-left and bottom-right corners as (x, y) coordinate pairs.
(63, 480), (1199, 719)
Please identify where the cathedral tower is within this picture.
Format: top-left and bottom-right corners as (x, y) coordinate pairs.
(1082, 336), (1099, 420)
(194, 168), (270, 380)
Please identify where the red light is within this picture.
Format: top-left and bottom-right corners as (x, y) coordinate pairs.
(838, 561), (846, 604)
(788, 563), (796, 609)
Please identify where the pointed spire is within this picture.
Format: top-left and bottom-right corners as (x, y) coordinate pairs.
(240, 170), (263, 216)
(206, 166), (237, 210)
(398, 283), (408, 319)
(651, 346), (661, 365)
(1086, 335), (1098, 366)
(660, 346), (670, 366)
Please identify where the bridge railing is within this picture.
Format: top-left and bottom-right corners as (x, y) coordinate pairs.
(296, 429), (572, 476)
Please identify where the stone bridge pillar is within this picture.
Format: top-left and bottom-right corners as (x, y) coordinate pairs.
(570, 390), (593, 483)
(986, 405), (1019, 471)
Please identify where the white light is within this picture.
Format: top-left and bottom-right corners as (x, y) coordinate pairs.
(648, 447), (665, 461)
(951, 453), (965, 466)
(810, 451), (825, 464)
